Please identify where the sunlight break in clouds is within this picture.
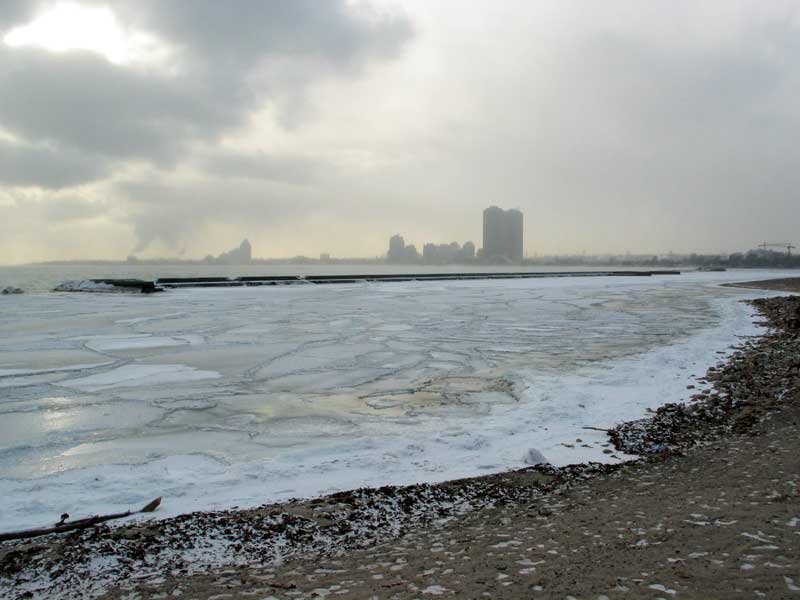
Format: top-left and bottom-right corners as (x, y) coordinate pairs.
(3, 1), (168, 66)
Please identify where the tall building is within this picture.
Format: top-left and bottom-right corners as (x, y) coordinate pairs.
(506, 209), (523, 262)
(482, 207), (523, 262)
(387, 234), (406, 263)
(461, 241), (476, 260)
(482, 206), (505, 260)
(387, 234), (421, 263)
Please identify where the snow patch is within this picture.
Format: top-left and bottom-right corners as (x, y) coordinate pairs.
(522, 448), (549, 466)
(53, 280), (117, 292)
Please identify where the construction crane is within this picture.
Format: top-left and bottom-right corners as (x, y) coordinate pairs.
(759, 242), (796, 257)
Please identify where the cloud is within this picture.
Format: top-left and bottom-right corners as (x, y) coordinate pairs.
(195, 150), (326, 185)
(0, 191), (126, 264)
(0, 45), (224, 162)
(40, 196), (109, 222)
(0, 138), (110, 188)
(0, 1), (413, 184)
(116, 176), (319, 252)
(0, 1), (37, 30)
(112, 0), (412, 68)
(0, 1), (414, 257)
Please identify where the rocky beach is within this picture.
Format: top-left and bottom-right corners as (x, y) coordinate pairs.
(1, 279), (799, 599)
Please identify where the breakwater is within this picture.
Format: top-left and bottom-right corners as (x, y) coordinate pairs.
(155, 270), (680, 288)
(50, 270), (681, 292)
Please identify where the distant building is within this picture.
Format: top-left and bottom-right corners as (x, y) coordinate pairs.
(387, 234), (407, 263)
(462, 241), (476, 260)
(422, 243), (435, 263)
(387, 234), (422, 263)
(482, 207), (523, 263)
(404, 244), (420, 262)
(482, 206), (504, 260)
(422, 241), (475, 264)
(388, 234), (477, 265)
(507, 209), (523, 261)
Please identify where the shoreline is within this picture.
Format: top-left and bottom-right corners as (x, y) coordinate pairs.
(2, 279), (799, 598)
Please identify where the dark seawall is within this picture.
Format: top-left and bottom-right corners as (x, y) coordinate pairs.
(155, 270), (680, 288)
(53, 270), (681, 293)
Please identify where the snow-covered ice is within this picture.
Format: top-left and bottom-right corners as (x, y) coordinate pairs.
(52, 280), (118, 292)
(0, 270), (790, 530)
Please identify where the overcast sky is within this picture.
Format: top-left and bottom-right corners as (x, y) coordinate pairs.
(1, 0), (798, 263)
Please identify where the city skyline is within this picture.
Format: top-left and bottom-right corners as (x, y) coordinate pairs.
(19, 236), (800, 268)
(387, 205), (523, 265)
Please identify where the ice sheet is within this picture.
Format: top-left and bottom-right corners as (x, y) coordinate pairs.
(0, 270), (791, 530)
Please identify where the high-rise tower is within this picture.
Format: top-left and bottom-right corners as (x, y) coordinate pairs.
(506, 209), (523, 262)
(482, 207), (523, 262)
(482, 206), (505, 260)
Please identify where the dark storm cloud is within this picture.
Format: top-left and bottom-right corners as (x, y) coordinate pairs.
(0, 1), (413, 181)
(112, 0), (412, 68)
(0, 138), (109, 188)
(0, 45), (235, 162)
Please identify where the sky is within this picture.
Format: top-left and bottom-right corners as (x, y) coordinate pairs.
(0, 0), (799, 264)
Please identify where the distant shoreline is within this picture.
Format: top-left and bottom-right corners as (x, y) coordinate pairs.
(8, 259), (800, 270)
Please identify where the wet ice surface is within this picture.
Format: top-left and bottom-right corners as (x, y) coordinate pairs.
(0, 270), (786, 529)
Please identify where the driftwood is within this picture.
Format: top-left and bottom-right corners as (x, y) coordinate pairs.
(0, 497), (161, 543)
(582, 426), (610, 432)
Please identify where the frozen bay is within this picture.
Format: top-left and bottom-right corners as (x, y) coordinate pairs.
(0, 270), (787, 530)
